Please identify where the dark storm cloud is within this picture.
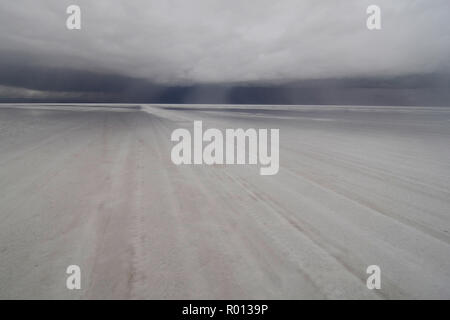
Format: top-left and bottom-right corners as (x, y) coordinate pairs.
(1, 60), (449, 106)
(0, 54), (136, 93)
(1, 0), (450, 83)
(0, 0), (449, 105)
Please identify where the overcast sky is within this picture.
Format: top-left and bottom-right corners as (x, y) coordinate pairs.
(1, 0), (449, 85)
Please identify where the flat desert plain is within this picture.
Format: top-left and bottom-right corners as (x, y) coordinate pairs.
(0, 104), (450, 299)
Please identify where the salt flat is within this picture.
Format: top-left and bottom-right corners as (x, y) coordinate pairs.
(0, 103), (450, 299)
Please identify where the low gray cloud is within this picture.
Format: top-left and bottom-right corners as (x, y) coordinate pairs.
(1, 0), (449, 85)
